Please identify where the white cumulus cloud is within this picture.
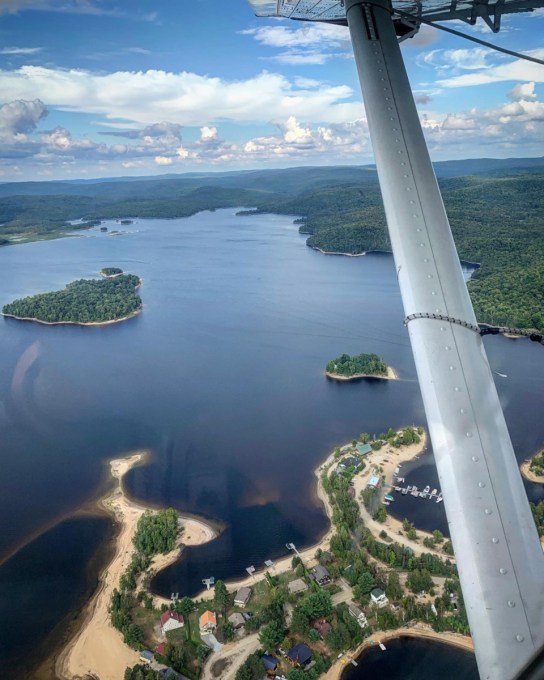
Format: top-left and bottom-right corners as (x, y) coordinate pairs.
(0, 66), (360, 126)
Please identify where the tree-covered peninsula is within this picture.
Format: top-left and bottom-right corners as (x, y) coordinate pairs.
(2, 273), (142, 325)
(326, 352), (391, 379)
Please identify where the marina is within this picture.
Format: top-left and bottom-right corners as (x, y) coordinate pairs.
(391, 484), (443, 503)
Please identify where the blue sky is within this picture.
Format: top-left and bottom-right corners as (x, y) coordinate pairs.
(0, 0), (542, 180)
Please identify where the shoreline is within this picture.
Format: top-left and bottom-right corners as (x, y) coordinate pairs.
(325, 365), (398, 381)
(55, 451), (217, 680)
(158, 448), (338, 606)
(1, 307), (142, 327)
(351, 430), (454, 561)
(325, 625), (474, 680)
(521, 451), (544, 483)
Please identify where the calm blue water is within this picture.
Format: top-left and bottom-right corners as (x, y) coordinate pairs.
(0, 209), (542, 677)
(342, 637), (479, 679)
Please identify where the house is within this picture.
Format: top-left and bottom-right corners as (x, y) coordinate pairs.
(348, 603), (368, 629)
(139, 650), (154, 664)
(159, 669), (190, 680)
(261, 654), (279, 674)
(287, 578), (308, 595)
(356, 443), (373, 456)
(228, 612), (245, 629)
(342, 456), (360, 469)
(312, 618), (332, 639)
(367, 475), (381, 489)
(199, 610), (217, 633)
(160, 610), (184, 635)
(234, 586), (252, 608)
(370, 587), (389, 608)
(155, 642), (167, 657)
(311, 564), (331, 586)
(287, 642), (312, 667)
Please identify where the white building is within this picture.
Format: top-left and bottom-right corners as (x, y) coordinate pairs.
(370, 587), (389, 608)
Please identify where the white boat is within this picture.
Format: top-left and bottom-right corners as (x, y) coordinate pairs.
(421, 492), (427, 499)
(430, 488), (437, 497)
(411, 489), (419, 497)
(394, 467), (400, 474)
(383, 500), (390, 506)
(436, 495), (443, 504)
(423, 485), (431, 494)
(396, 477), (405, 483)
(402, 488), (408, 495)
(379, 642), (387, 651)
(494, 371), (508, 378)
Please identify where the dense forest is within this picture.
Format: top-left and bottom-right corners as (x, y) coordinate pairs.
(326, 352), (388, 377)
(2, 273), (141, 323)
(101, 267), (123, 276)
(1, 161), (543, 331)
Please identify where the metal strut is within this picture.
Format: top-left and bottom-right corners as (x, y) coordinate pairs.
(344, 1), (544, 678)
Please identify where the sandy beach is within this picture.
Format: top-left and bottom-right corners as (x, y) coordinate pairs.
(324, 624), (473, 679)
(325, 365), (398, 381)
(520, 452), (544, 483)
(56, 451), (217, 680)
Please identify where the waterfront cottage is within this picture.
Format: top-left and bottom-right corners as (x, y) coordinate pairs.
(199, 610), (217, 633)
(234, 586), (252, 608)
(370, 587), (389, 608)
(287, 578), (309, 595)
(348, 603), (368, 629)
(160, 610), (184, 635)
(287, 642), (312, 667)
(356, 443), (372, 456)
(311, 564), (332, 586)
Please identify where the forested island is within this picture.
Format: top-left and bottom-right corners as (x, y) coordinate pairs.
(326, 352), (392, 380)
(0, 160), (543, 331)
(2, 273), (142, 325)
(101, 267), (123, 277)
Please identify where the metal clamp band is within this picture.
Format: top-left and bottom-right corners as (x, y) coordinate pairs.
(404, 312), (480, 334)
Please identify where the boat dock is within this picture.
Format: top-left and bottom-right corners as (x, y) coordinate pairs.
(392, 482), (443, 503)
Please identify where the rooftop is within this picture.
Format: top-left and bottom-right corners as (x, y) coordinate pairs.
(160, 610), (183, 626)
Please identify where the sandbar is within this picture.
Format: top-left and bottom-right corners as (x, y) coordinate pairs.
(56, 451), (217, 680)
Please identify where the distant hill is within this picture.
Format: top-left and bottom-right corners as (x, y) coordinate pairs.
(1, 156), (543, 198)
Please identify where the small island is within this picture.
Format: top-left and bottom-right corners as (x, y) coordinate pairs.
(100, 267), (124, 278)
(2, 273), (142, 325)
(521, 450), (544, 483)
(326, 352), (397, 380)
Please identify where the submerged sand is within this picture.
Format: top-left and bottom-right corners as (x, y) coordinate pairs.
(56, 452), (216, 680)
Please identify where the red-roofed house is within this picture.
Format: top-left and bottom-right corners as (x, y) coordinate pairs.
(156, 642), (167, 657)
(160, 610), (184, 635)
(199, 610), (217, 633)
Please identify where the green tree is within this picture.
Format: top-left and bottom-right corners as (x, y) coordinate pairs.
(259, 619), (284, 648)
(214, 579), (230, 611)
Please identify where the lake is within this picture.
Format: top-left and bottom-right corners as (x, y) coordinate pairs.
(0, 209), (542, 677)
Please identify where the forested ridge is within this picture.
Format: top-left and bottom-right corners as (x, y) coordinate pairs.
(256, 173), (544, 332)
(2, 273), (142, 323)
(1, 162), (542, 331)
